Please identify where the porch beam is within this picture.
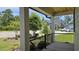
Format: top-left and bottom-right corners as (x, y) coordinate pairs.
(20, 7), (30, 51)
(54, 11), (73, 16)
(31, 7), (51, 16)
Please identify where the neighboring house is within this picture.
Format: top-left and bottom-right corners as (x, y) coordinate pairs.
(46, 16), (74, 32)
(60, 19), (74, 32)
(64, 20), (73, 32)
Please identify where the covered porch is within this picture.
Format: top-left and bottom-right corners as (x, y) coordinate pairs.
(20, 7), (79, 51)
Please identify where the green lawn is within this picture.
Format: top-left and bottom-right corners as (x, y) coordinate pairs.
(55, 34), (74, 43)
(0, 39), (19, 51)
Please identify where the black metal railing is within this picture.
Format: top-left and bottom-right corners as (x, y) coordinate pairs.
(30, 33), (54, 50)
(29, 32), (74, 50)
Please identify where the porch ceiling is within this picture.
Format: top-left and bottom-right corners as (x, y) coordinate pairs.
(33, 7), (74, 16)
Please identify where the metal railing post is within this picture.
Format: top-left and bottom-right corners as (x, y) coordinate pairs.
(44, 34), (47, 49)
(51, 33), (54, 43)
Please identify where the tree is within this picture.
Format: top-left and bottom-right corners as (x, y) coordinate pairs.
(0, 12), (3, 29)
(0, 9), (15, 30)
(0, 9), (20, 31)
(41, 18), (51, 34)
(11, 16), (20, 30)
(63, 15), (72, 26)
(1, 9), (14, 26)
(0, 9), (20, 40)
(29, 13), (42, 36)
(9, 16), (20, 40)
(14, 16), (20, 39)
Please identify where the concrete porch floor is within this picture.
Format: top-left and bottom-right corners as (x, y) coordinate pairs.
(42, 42), (74, 51)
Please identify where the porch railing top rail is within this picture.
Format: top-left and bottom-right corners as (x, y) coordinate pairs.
(30, 32), (74, 42)
(30, 35), (44, 41)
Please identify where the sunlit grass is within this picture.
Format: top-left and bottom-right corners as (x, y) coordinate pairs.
(55, 34), (74, 43)
(0, 39), (19, 51)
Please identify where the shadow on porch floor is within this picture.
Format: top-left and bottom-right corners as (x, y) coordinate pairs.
(42, 42), (74, 51)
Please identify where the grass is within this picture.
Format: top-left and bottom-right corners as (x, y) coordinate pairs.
(0, 39), (19, 51)
(55, 34), (74, 43)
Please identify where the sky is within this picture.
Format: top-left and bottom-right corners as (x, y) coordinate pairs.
(0, 7), (72, 22)
(0, 7), (50, 21)
(0, 7), (19, 16)
(0, 7), (47, 17)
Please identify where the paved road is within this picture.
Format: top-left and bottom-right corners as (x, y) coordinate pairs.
(0, 31), (74, 38)
(55, 31), (74, 35)
(0, 31), (20, 38)
(55, 31), (73, 33)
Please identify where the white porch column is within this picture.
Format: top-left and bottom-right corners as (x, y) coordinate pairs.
(20, 7), (30, 51)
(74, 7), (79, 51)
(50, 16), (55, 43)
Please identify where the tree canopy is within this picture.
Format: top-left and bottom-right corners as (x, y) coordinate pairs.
(41, 18), (51, 34)
(0, 9), (51, 36)
(0, 9), (20, 31)
(63, 15), (73, 26)
(29, 13), (42, 31)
